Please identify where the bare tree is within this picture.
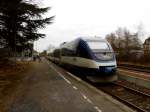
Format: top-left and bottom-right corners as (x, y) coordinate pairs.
(105, 27), (142, 62)
(105, 33), (117, 50)
(136, 22), (145, 39)
(115, 27), (125, 49)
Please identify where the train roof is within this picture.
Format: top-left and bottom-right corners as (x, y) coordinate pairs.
(78, 36), (106, 42)
(60, 37), (106, 45)
(59, 37), (108, 49)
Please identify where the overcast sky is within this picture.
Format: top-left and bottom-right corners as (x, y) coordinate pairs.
(35, 0), (150, 52)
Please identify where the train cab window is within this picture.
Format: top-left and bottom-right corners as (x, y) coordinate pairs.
(61, 40), (79, 57)
(87, 41), (110, 51)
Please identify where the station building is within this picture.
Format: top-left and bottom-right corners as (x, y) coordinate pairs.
(143, 37), (150, 54)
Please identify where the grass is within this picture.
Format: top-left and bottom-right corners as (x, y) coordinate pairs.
(0, 60), (31, 96)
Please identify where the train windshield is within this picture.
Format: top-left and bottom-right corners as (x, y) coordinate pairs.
(87, 41), (110, 51)
(87, 41), (114, 60)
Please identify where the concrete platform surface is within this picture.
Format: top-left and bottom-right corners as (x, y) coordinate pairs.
(2, 58), (134, 112)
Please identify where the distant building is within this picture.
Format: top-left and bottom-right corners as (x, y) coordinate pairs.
(143, 37), (150, 54)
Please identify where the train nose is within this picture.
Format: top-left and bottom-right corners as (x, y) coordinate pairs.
(99, 66), (116, 74)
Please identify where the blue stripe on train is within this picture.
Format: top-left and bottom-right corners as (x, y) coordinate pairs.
(61, 62), (116, 76)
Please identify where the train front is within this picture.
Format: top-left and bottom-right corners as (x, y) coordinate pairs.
(86, 39), (117, 82)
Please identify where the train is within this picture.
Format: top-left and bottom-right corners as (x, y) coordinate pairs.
(48, 37), (117, 82)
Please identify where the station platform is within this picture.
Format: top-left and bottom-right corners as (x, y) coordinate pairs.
(3, 58), (134, 112)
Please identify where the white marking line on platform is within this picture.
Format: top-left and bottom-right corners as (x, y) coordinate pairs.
(52, 67), (57, 71)
(73, 86), (78, 90)
(94, 106), (102, 112)
(87, 98), (93, 104)
(46, 61), (55, 70)
(57, 72), (72, 84)
(46, 61), (72, 85)
(66, 72), (82, 81)
(47, 61), (102, 112)
(81, 93), (87, 100)
(47, 62), (57, 71)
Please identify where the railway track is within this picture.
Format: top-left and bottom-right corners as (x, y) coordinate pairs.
(90, 81), (150, 112)
(48, 59), (150, 111)
(118, 64), (150, 73)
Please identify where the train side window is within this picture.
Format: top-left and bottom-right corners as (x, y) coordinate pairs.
(54, 49), (60, 58)
(61, 48), (76, 56)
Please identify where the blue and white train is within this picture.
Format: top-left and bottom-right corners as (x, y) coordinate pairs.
(49, 37), (117, 82)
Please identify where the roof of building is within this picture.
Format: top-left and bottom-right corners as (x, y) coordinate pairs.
(144, 37), (150, 45)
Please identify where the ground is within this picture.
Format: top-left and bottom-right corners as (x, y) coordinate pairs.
(0, 60), (31, 111)
(0, 58), (133, 112)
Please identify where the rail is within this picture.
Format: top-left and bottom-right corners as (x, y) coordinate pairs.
(91, 81), (150, 112)
(118, 64), (150, 73)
